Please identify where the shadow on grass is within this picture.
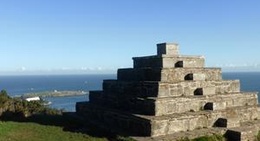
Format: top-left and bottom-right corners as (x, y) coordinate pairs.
(0, 111), (131, 141)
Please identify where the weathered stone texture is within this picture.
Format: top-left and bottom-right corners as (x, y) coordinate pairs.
(76, 102), (152, 136)
(225, 122), (260, 141)
(157, 43), (179, 56)
(133, 55), (205, 68)
(102, 80), (240, 98)
(76, 42), (260, 140)
(117, 68), (222, 82)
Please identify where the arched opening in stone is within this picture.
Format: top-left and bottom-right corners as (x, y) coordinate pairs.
(204, 102), (213, 110)
(184, 73), (193, 80)
(214, 118), (228, 127)
(175, 61), (183, 68)
(194, 88), (203, 95)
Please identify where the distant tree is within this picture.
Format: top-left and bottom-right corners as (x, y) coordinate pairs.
(0, 90), (9, 97)
(0, 89), (10, 106)
(0, 89), (62, 118)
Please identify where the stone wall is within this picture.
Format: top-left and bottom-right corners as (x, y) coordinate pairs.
(76, 101), (259, 137)
(133, 55), (205, 68)
(76, 42), (260, 140)
(157, 43), (179, 56)
(102, 80), (240, 98)
(117, 68), (222, 82)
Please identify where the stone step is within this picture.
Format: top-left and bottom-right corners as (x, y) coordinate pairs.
(76, 102), (260, 137)
(144, 105), (259, 136)
(134, 120), (260, 141)
(152, 92), (258, 116)
(103, 80), (240, 98)
(133, 55), (205, 69)
(117, 68), (222, 82)
(157, 43), (179, 56)
(133, 127), (227, 141)
(225, 120), (260, 141)
(89, 91), (258, 116)
(76, 102), (152, 136)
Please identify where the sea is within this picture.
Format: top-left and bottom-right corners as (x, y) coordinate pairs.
(0, 74), (116, 111)
(0, 72), (260, 112)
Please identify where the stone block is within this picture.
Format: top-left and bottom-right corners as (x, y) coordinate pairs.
(160, 68), (222, 82)
(204, 102), (227, 111)
(76, 101), (259, 137)
(103, 80), (238, 98)
(76, 102), (152, 136)
(203, 86), (216, 95)
(152, 93), (258, 116)
(117, 68), (161, 81)
(193, 73), (206, 81)
(94, 88), (257, 116)
(117, 68), (222, 82)
(133, 56), (163, 68)
(228, 118), (241, 128)
(162, 56), (205, 68)
(193, 87), (216, 96)
(160, 80), (239, 97)
(89, 91), (103, 102)
(97, 84), (256, 116)
(132, 55), (205, 69)
(157, 43), (179, 56)
(148, 113), (209, 136)
(76, 101), (88, 115)
(151, 106), (258, 136)
(225, 126), (259, 141)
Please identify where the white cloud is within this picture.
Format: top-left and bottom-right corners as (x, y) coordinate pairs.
(215, 63), (260, 68)
(21, 67), (26, 71)
(214, 63), (260, 72)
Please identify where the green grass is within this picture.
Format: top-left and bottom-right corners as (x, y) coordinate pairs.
(256, 131), (260, 141)
(192, 135), (226, 141)
(0, 121), (107, 141)
(0, 90), (134, 141)
(177, 134), (226, 141)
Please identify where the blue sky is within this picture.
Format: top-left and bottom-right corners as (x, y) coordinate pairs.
(0, 0), (260, 75)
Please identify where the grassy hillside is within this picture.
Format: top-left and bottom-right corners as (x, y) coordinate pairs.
(0, 90), (227, 141)
(0, 90), (134, 141)
(0, 121), (106, 141)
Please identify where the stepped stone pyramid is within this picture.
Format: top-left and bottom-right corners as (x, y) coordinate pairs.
(76, 43), (260, 140)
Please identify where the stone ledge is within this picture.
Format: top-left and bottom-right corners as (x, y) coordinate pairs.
(153, 92), (258, 116)
(225, 120), (260, 141)
(157, 43), (179, 56)
(117, 68), (222, 82)
(103, 80), (240, 98)
(134, 120), (260, 141)
(133, 128), (227, 141)
(133, 55), (205, 69)
(89, 90), (257, 116)
(76, 101), (260, 137)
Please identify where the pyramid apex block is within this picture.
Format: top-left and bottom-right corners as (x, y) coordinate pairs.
(157, 43), (179, 56)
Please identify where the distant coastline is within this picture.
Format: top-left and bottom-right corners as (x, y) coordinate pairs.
(22, 90), (89, 98)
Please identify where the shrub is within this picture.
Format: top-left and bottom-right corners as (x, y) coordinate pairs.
(0, 89), (63, 118)
(177, 137), (190, 141)
(116, 136), (136, 141)
(256, 131), (260, 141)
(193, 134), (226, 141)
(0, 90), (11, 106)
(177, 134), (226, 141)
